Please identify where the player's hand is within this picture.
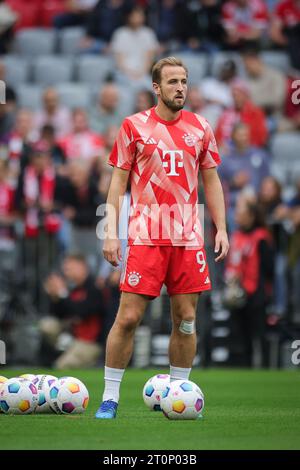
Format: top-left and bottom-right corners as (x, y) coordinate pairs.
(214, 229), (229, 262)
(103, 238), (122, 267)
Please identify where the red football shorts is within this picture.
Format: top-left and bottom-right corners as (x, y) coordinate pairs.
(119, 245), (211, 297)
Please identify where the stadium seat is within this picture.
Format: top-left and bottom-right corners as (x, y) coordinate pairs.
(2, 55), (30, 85)
(271, 132), (300, 163)
(270, 132), (300, 185)
(76, 56), (114, 84)
(260, 51), (291, 73)
(33, 56), (74, 85)
(58, 27), (85, 55)
(17, 84), (43, 109)
(56, 83), (91, 109)
(210, 52), (245, 78)
(176, 53), (208, 84)
(14, 28), (57, 56)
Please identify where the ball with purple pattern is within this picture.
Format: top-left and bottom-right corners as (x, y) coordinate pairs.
(142, 374), (170, 411)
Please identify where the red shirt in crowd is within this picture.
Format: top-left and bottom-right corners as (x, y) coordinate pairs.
(215, 100), (268, 148)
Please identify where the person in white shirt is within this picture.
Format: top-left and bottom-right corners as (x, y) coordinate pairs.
(111, 6), (159, 88)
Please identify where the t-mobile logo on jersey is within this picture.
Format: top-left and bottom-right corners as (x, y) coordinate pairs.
(162, 150), (184, 176)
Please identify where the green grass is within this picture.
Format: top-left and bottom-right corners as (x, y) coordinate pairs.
(0, 369), (299, 450)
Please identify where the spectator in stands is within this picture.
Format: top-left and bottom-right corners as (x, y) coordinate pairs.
(41, 253), (106, 368)
(110, 6), (159, 87)
(0, 158), (16, 244)
(222, 0), (269, 49)
(0, 61), (17, 108)
(15, 140), (60, 239)
(269, 177), (300, 321)
(177, 0), (224, 52)
(0, 158), (17, 282)
(186, 86), (222, 130)
(89, 83), (122, 135)
(215, 79), (268, 149)
(219, 122), (270, 232)
(225, 196), (274, 367)
(200, 59), (238, 129)
(7, 109), (37, 180)
(40, 124), (66, 170)
(134, 89), (156, 113)
(287, 178), (300, 320)
(241, 46), (286, 126)
(53, 0), (98, 29)
(33, 88), (72, 139)
(258, 176), (289, 316)
(270, 0), (300, 70)
(58, 108), (104, 166)
(55, 159), (104, 265)
(0, 88), (17, 143)
(201, 59), (238, 107)
(0, 0), (18, 53)
(148, 0), (182, 53)
(80, 0), (133, 54)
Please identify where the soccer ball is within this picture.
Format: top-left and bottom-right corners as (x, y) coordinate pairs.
(160, 379), (204, 420)
(0, 378), (38, 414)
(35, 374), (57, 413)
(19, 374), (39, 385)
(143, 374), (170, 411)
(0, 376), (8, 413)
(47, 377), (89, 414)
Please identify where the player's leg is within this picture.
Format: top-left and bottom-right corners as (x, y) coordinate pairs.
(95, 291), (149, 419)
(166, 246), (211, 381)
(168, 293), (199, 382)
(96, 245), (165, 418)
(105, 291), (149, 369)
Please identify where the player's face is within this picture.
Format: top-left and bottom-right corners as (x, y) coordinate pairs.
(155, 66), (188, 112)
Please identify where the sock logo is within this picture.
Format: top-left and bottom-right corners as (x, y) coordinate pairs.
(128, 271), (142, 287)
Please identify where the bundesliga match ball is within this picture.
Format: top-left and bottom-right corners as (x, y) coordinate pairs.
(0, 378), (38, 414)
(161, 379), (204, 420)
(35, 374), (57, 413)
(19, 374), (39, 384)
(47, 377), (89, 414)
(0, 376), (8, 413)
(143, 374), (170, 411)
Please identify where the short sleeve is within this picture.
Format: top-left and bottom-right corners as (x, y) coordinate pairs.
(199, 123), (221, 169)
(108, 119), (136, 170)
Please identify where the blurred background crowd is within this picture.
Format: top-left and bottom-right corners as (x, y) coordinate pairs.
(0, 0), (299, 370)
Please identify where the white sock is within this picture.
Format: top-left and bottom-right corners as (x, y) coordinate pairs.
(102, 366), (125, 403)
(170, 365), (191, 382)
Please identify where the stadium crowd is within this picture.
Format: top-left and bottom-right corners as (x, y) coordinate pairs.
(0, 0), (300, 368)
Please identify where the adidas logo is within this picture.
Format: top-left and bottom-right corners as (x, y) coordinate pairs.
(204, 276), (210, 285)
(145, 138), (157, 145)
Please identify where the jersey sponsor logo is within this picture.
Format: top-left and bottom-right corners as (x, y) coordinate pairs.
(204, 276), (210, 285)
(162, 150), (184, 176)
(128, 271), (142, 287)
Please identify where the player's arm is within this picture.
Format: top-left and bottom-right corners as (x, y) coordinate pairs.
(103, 167), (130, 267)
(200, 167), (229, 262)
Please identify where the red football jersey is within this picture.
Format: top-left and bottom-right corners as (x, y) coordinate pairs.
(108, 107), (221, 247)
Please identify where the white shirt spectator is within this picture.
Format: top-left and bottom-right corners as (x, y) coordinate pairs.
(111, 26), (159, 77)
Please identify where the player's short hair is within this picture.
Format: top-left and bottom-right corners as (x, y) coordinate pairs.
(152, 57), (188, 84)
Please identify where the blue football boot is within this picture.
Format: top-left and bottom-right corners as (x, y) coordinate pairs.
(95, 400), (118, 419)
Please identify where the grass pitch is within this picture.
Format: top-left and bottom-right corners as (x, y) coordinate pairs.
(0, 368), (299, 450)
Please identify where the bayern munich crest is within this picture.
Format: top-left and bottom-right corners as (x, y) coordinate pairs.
(182, 133), (198, 147)
(128, 271), (142, 287)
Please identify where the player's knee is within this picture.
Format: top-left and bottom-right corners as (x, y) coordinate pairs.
(116, 311), (141, 332)
(173, 312), (196, 334)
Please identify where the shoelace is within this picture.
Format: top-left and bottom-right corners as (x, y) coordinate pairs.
(100, 401), (117, 412)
